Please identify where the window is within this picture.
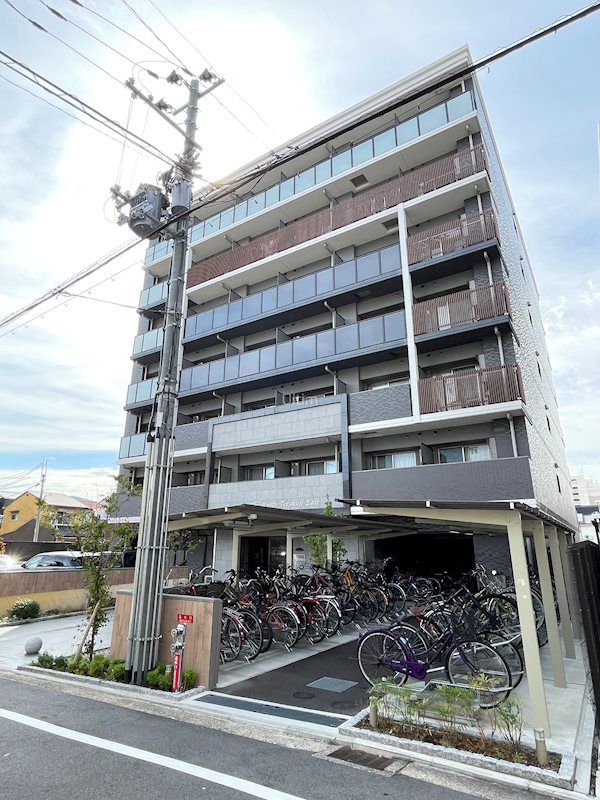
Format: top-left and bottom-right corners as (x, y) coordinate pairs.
(438, 442), (490, 463)
(370, 451), (418, 470)
(10, 511), (19, 521)
(546, 416), (552, 433)
(245, 465), (275, 481)
(366, 376), (409, 391)
(556, 475), (562, 494)
(307, 460), (337, 476)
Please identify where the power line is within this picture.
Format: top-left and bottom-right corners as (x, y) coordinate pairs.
(5, 2), (597, 337)
(65, 0), (183, 72)
(0, 71), (139, 153)
(0, 256), (142, 338)
(35, 0), (140, 69)
(142, 0), (272, 130)
(2, 0), (124, 88)
(61, 290), (139, 309)
(0, 49), (180, 167)
(119, 0), (192, 76)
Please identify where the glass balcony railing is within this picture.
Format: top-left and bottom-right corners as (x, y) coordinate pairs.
(144, 239), (173, 266)
(145, 90), (475, 267)
(180, 310), (406, 394)
(118, 433), (147, 460)
(126, 376), (158, 406)
(133, 328), (164, 355)
(185, 244), (401, 340)
(139, 281), (169, 308)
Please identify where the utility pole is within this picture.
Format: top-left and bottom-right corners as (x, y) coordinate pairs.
(111, 70), (220, 685)
(32, 460), (47, 543)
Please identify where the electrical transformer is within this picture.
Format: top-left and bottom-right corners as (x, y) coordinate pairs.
(127, 184), (166, 238)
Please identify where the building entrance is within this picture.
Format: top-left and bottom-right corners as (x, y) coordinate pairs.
(239, 535), (286, 577)
(372, 532), (475, 577)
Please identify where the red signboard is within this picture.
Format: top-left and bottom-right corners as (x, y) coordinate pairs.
(177, 613), (194, 623)
(172, 651), (181, 692)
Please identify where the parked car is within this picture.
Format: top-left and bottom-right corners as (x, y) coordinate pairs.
(21, 551), (84, 570)
(0, 554), (19, 570)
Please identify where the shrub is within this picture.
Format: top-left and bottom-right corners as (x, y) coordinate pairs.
(158, 673), (173, 692)
(146, 664), (165, 689)
(107, 659), (126, 682)
(53, 655), (68, 672)
(34, 651), (55, 669)
(88, 654), (110, 678)
(182, 668), (197, 690)
(10, 598), (41, 620)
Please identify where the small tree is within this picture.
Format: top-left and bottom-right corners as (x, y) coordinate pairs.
(303, 497), (346, 567)
(45, 476), (140, 658)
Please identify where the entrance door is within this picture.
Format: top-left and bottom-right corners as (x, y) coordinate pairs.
(239, 536), (287, 577)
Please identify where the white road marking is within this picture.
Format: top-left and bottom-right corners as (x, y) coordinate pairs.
(0, 707), (307, 800)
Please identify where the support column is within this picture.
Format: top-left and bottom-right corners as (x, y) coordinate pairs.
(231, 530), (241, 572)
(358, 536), (366, 565)
(531, 522), (566, 687)
(286, 530), (293, 573)
(547, 525), (576, 659)
(326, 534), (333, 568)
(506, 512), (550, 738)
(558, 529), (581, 641)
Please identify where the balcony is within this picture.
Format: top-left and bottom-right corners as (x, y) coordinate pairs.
(132, 328), (164, 360)
(349, 383), (412, 425)
(187, 144), (486, 291)
(118, 420), (210, 465)
(418, 364), (524, 415)
(185, 244), (401, 342)
(351, 456), (534, 503)
(179, 309), (407, 399)
(407, 211), (498, 281)
(413, 282), (510, 337)
(139, 281), (169, 309)
(126, 377), (158, 408)
(185, 91), (475, 246)
(118, 433), (147, 460)
(144, 239), (173, 268)
(208, 472), (344, 511)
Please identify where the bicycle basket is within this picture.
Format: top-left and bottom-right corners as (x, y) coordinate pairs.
(449, 609), (479, 640)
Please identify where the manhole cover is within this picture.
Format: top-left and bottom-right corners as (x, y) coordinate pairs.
(331, 701), (357, 710)
(329, 745), (395, 770)
(293, 691), (315, 699)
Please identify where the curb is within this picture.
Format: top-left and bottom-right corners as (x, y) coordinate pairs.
(0, 611), (92, 628)
(17, 665), (205, 702)
(336, 709), (582, 799)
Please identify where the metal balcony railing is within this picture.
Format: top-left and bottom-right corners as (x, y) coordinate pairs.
(418, 364), (524, 414)
(407, 210), (497, 266)
(413, 282), (510, 336)
(188, 145), (487, 289)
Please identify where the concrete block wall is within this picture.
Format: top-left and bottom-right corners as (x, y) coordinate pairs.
(211, 402), (342, 451)
(349, 384), (411, 425)
(207, 473), (344, 511)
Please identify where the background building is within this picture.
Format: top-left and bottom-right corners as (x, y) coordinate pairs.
(570, 473), (600, 506)
(117, 46), (576, 577)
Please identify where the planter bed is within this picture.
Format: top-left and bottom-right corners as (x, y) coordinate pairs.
(338, 709), (576, 792)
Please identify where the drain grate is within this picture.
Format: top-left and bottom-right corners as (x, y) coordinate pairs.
(329, 745), (395, 770)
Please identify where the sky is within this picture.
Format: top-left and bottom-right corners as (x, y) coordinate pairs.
(0, 0), (598, 500)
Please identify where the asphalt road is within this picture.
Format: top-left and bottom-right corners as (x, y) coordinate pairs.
(0, 673), (529, 800)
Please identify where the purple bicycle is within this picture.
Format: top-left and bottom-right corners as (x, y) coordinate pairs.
(356, 617), (512, 708)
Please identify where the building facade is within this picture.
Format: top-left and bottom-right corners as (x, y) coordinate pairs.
(117, 47), (576, 576)
(570, 474), (600, 506)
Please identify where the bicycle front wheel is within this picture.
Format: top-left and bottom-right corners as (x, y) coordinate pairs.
(357, 631), (409, 686)
(266, 606), (300, 649)
(445, 640), (511, 708)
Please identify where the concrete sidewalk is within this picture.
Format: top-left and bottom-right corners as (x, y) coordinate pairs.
(0, 612), (114, 670)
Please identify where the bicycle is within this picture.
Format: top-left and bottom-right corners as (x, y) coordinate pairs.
(357, 613), (512, 708)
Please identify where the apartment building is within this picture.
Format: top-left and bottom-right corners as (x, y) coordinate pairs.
(117, 46), (576, 577)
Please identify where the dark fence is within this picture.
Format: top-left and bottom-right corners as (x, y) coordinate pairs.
(568, 540), (600, 711)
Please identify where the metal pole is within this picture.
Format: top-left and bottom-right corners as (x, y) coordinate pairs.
(125, 79), (199, 685)
(33, 460), (47, 543)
